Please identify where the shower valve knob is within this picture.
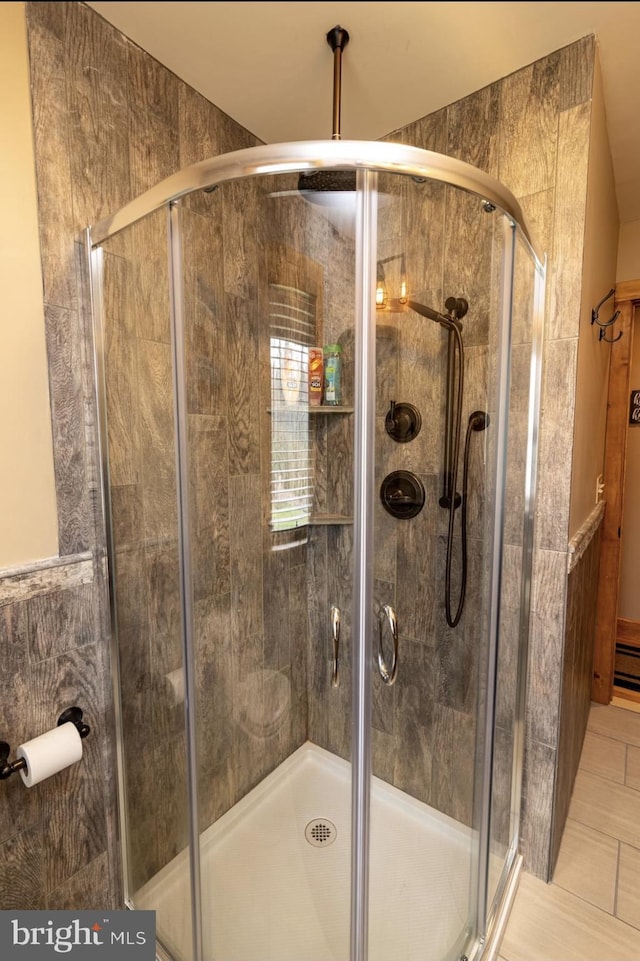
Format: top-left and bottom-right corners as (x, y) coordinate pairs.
(385, 400), (422, 443)
(380, 471), (425, 519)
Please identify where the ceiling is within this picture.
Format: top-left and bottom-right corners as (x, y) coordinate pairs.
(87, 1), (640, 224)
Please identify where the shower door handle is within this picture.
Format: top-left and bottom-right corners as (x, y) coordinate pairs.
(378, 604), (398, 685)
(330, 606), (340, 687)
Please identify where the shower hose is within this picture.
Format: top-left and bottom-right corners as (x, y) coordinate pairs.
(443, 326), (488, 628)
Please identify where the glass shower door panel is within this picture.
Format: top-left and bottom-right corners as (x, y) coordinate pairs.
(487, 230), (541, 914)
(368, 176), (494, 961)
(96, 208), (194, 961)
(181, 174), (355, 961)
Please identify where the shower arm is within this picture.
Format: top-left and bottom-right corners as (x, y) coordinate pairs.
(327, 25), (349, 140)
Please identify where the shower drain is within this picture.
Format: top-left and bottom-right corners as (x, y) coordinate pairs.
(305, 818), (337, 847)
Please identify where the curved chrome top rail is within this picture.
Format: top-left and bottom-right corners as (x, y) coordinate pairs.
(89, 139), (542, 264)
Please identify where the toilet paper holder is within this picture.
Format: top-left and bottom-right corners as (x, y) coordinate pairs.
(0, 706), (90, 781)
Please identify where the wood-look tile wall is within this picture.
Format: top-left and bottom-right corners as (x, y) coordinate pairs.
(2, 1), (126, 910)
(18, 0), (599, 910)
(551, 520), (603, 869)
(21, 0), (309, 902)
(305, 146), (499, 832)
(0, 555), (119, 910)
(382, 36), (597, 878)
(23, 0), (355, 902)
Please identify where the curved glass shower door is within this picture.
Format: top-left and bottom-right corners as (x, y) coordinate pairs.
(178, 172), (358, 961)
(369, 173), (501, 961)
(89, 141), (545, 961)
(91, 207), (196, 961)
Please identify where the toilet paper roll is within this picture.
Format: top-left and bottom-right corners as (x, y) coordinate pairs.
(16, 722), (83, 787)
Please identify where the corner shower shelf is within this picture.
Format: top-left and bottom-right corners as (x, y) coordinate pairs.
(267, 406), (354, 415)
(308, 514), (353, 526)
(309, 406), (353, 414)
(269, 404), (354, 529)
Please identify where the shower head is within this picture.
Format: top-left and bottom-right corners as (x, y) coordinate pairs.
(297, 168), (357, 201)
(406, 299), (451, 327)
(390, 298), (463, 332)
(298, 26), (357, 202)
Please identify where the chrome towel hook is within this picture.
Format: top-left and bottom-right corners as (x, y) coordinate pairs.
(378, 604), (399, 685)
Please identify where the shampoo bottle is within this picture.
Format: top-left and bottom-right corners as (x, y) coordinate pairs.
(323, 344), (342, 406)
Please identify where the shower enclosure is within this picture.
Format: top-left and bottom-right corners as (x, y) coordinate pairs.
(87, 140), (545, 961)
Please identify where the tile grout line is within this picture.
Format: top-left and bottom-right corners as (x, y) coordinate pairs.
(551, 816), (619, 918)
(613, 837), (621, 920)
(544, 834), (640, 940)
(561, 737), (640, 921)
(580, 763), (626, 786)
(566, 809), (639, 849)
(503, 706), (640, 960)
(586, 728), (640, 750)
(548, 872), (620, 919)
(575, 764), (640, 798)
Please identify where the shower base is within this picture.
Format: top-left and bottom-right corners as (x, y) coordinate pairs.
(136, 742), (476, 961)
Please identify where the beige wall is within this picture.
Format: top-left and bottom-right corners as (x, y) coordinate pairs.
(569, 53), (618, 538)
(0, 2), (58, 567)
(617, 219), (640, 282)
(619, 316), (640, 620)
(616, 197), (640, 620)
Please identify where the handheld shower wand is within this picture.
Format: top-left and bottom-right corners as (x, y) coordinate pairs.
(398, 296), (488, 627)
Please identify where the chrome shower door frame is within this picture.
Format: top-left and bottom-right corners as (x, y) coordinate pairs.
(87, 139), (545, 961)
(351, 168), (377, 961)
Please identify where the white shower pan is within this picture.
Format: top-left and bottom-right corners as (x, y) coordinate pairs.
(136, 742), (474, 961)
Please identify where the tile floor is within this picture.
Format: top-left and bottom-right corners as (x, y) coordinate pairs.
(499, 700), (640, 961)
